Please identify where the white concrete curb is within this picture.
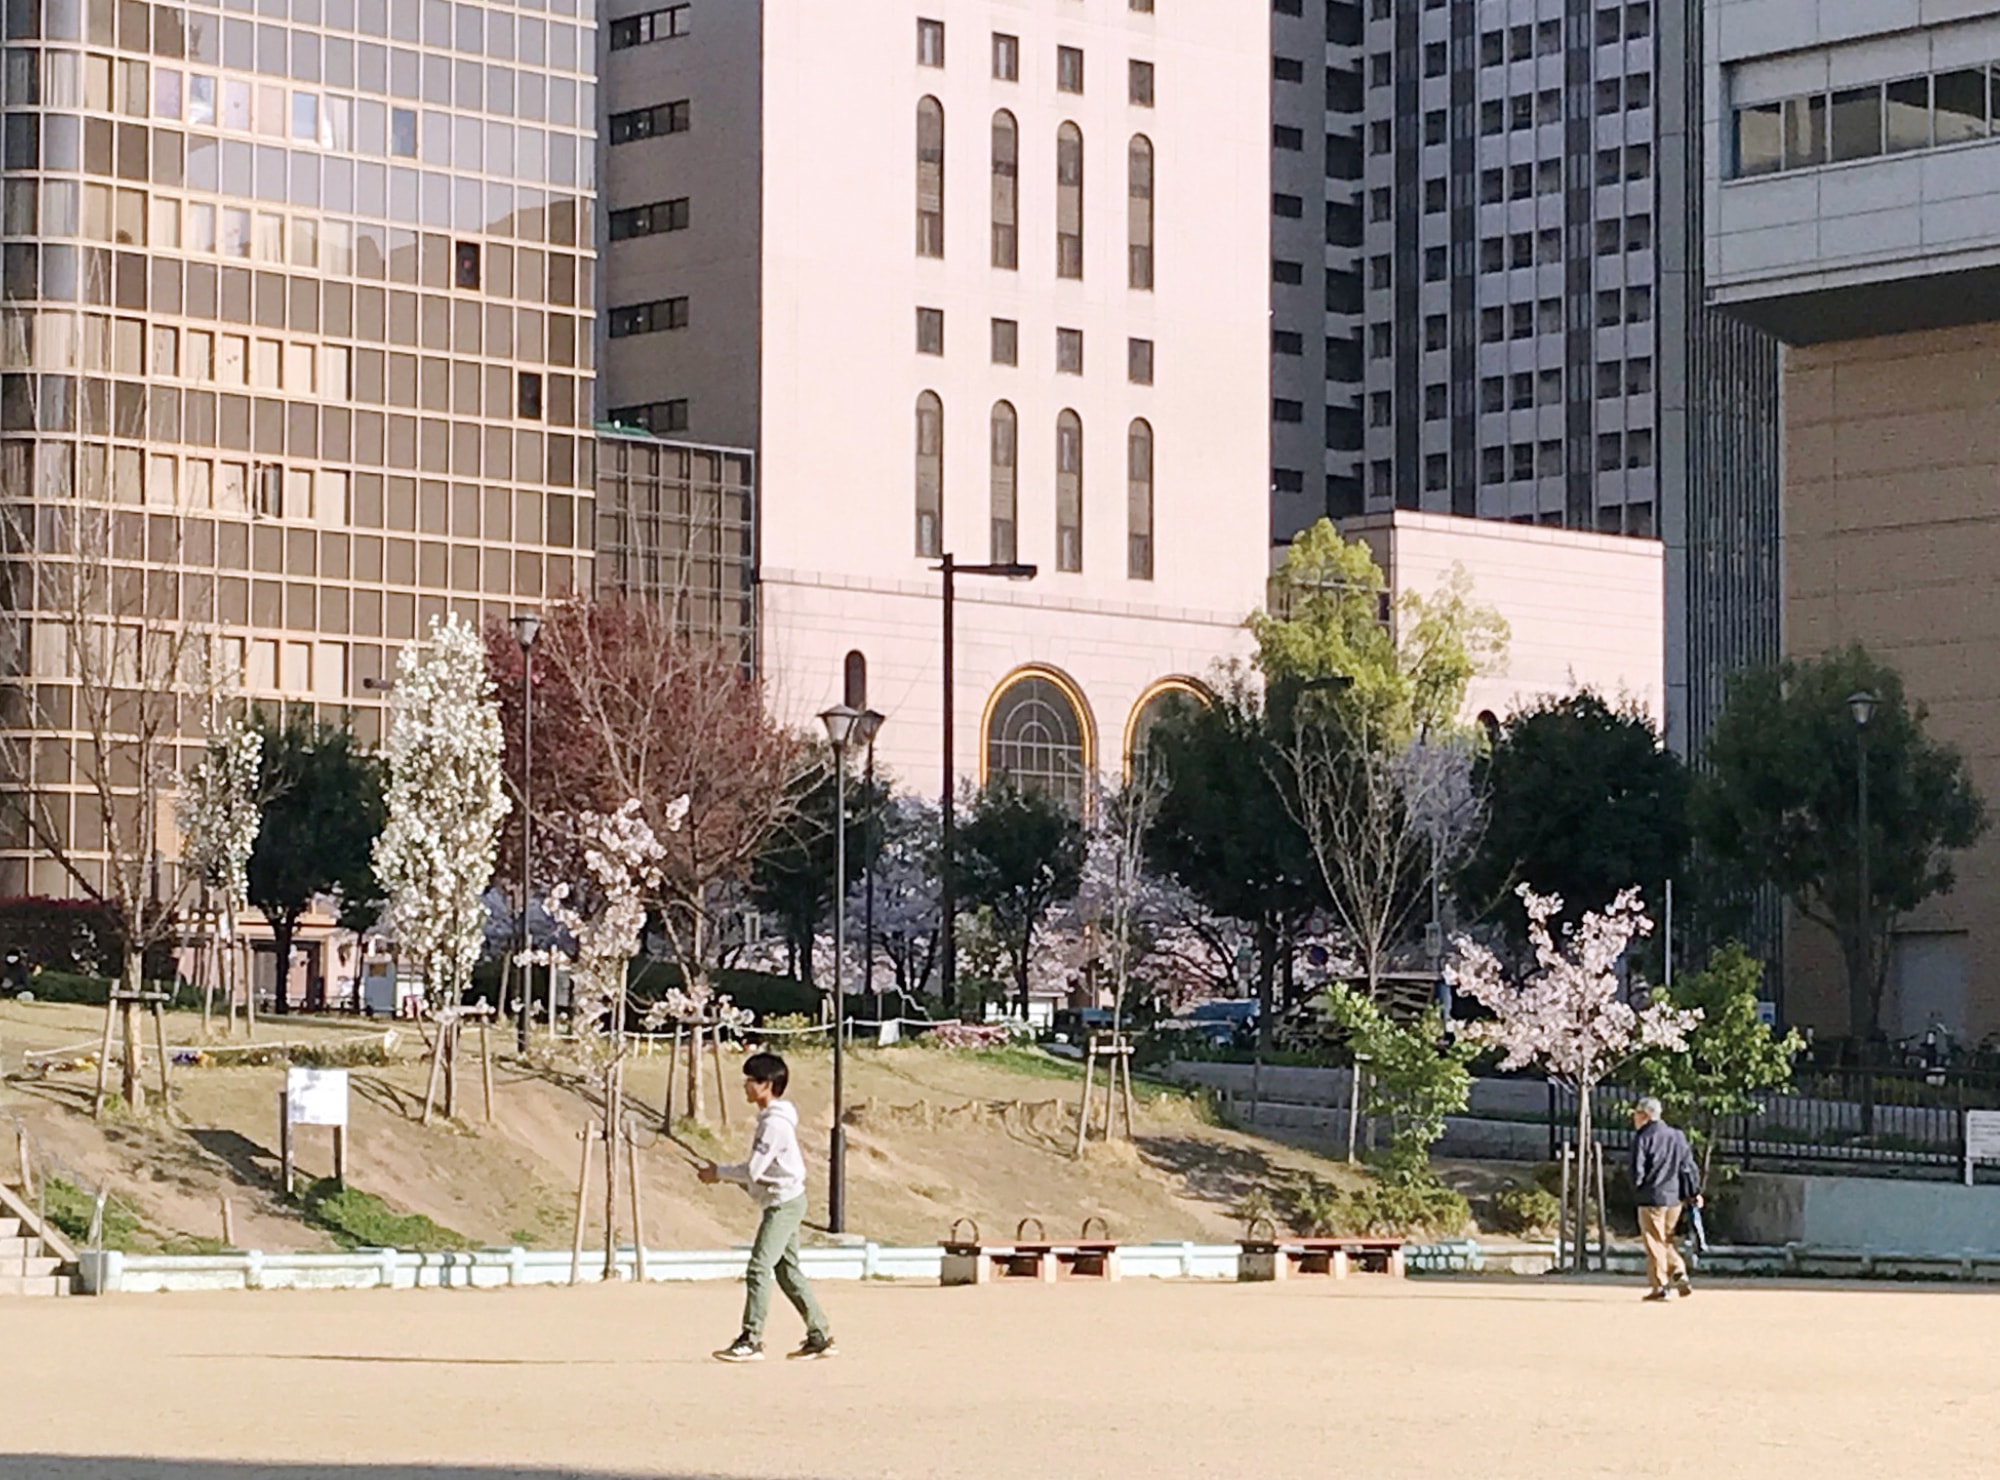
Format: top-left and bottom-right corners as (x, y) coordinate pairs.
(75, 1238), (1495, 1294)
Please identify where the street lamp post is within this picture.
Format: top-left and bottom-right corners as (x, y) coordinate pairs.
(936, 555), (1036, 1013)
(1848, 690), (1879, 1052)
(818, 702), (873, 1235)
(511, 611), (542, 1051)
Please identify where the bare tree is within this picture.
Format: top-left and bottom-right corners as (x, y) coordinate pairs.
(0, 419), (217, 1115)
(487, 597), (807, 1122)
(1285, 719), (1483, 1159)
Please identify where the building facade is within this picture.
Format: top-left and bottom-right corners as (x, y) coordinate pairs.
(0, 0), (599, 897)
(1704, 0), (2000, 1040)
(599, 1), (1272, 795)
(1268, 0), (1780, 757)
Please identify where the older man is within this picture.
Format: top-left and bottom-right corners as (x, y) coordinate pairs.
(1630, 1096), (1699, 1301)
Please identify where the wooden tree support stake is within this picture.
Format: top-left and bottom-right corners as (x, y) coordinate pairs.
(569, 1123), (594, 1287)
(479, 1007), (497, 1125)
(626, 1117), (647, 1285)
(220, 1195), (236, 1248)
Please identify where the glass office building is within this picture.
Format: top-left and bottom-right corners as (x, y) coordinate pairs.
(0, 0), (598, 894)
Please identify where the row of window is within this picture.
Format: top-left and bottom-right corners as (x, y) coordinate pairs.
(915, 308), (1155, 384)
(1359, 286), (1652, 360)
(913, 398), (1154, 580)
(1732, 67), (2000, 179)
(2, 43), (595, 148)
(918, 18), (1157, 107)
(606, 99), (688, 144)
(607, 197), (686, 241)
(917, 100), (1155, 289)
(1472, 429), (1654, 484)
(608, 5), (690, 53)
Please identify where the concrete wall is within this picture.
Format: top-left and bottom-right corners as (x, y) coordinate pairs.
(1346, 511), (1667, 725)
(1731, 1173), (2000, 1255)
(1782, 324), (2000, 1040)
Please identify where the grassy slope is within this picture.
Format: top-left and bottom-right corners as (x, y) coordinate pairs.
(1, 999), (1403, 1254)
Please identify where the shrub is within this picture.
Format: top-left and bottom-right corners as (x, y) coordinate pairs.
(920, 1022), (1015, 1051)
(1493, 1184), (1562, 1236)
(289, 1035), (397, 1069)
(40, 1176), (144, 1250)
(16, 970), (117, 1005)
(299, 1179), (472, 1252)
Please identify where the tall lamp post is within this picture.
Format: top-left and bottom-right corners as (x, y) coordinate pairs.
(1848, 690), (1879, 1052)
(817, 701), (879, 1235)
(936, 555), (1036, 1012)
(511, 611), (542, 1050)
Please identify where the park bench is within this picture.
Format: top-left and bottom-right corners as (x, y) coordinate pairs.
(1238, 1222), (1407, 1282)
(941, 1217), (1122, 1285)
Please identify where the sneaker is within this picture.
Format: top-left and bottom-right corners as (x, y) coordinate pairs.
(1641, 1289), (1672, 1303)
(787, 1333), (838, 1361)
(713, 1335), (765, 1363)
(1675, 1277), (1694, 1299)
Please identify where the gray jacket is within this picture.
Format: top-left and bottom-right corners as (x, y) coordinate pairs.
(1630, 1117), (1698, 1208)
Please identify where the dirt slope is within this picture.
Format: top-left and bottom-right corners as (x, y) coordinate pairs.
(1, 1000), (1380, 1253)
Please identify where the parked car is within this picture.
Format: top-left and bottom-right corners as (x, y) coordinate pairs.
(1166, 998), (1260, 1050)
(1049, 1007), (1116, 1045)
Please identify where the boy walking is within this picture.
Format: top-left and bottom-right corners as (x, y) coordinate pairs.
(697, 1052), (837, 1362)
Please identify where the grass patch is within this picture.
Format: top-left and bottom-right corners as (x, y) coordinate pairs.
(40, 1176), (144, 1250)
(299, 1179), (473, 1252)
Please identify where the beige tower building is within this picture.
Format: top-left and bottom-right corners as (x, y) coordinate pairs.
(598, 1), (1271, 798)
(0, 0), (599, 899)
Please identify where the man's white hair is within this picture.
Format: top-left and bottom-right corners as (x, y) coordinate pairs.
(1636, 1096), (1664, 1119)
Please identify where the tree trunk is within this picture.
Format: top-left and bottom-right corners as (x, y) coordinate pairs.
(120, 949), (144, 1114)
(1015, 924), (1033, 1020)
(602, 1064), (621, 1280)
(685, 1018), (704, 1123)
(270, 914), (295, 1017)
(1254, 920), (1276, 1052)
(1573, 1083), (1594, 1274)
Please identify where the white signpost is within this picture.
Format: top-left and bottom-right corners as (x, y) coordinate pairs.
(281, 1067), (350, 1196)
(1963, 1110), (2000, 1187)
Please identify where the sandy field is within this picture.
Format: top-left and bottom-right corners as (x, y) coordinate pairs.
(3, 1277), (1996, 1480)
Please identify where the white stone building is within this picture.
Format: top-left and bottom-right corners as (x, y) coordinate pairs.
(597, 1), (1272, 798)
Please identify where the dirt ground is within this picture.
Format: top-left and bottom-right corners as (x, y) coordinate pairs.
(2, 1278), (1997, 1479)
(0, 1000), (1386, 1252)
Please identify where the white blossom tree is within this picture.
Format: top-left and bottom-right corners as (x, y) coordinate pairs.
(372, 614), (509, 1120)
(534, 798), (676, 1277)
(1447, 884), (1700, 1268)
(176, 711), (262, 1037)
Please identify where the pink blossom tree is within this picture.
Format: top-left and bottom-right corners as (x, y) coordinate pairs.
(1446, 884), (1699, 1268)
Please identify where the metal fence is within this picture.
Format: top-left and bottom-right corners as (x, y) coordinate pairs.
(1549, 1067), (2000, 1178)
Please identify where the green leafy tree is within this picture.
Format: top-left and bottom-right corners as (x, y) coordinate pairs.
(1144, 675), (1323, 1045)
(248, 711), (385, 1014)
(1315, 983), (1475, 1182)
(1252, 518), (1508, 741)
(955, 776), (1085, 1017)
(1459, 691), (1689, 945)
(749, 750), (884, 987)
(1694, 645), (1986, 1041)
(1635, 942), (1802, 1181)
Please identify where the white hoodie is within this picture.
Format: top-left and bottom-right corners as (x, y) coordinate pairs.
(716, 1099), (808, 1210)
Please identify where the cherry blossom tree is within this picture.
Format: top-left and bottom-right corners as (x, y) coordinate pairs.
(373, 614), (510, 1120)
(1447, 884), (1699, 1268)
(534, 799), (677, 1277)
(177, 711), (263, 1036)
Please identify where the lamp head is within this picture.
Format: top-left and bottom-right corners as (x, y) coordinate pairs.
(819, 702), (862, 750)
(852, 708), (886, 747)
(1847, 690), (1879, 729)
(511, 611), (543, 651)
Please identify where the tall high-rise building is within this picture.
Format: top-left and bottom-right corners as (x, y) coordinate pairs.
(0, 0), (601, 896)
(1267, 0), (1780, 758)
(597, 2), (1271, 797)
(1270, 0), (1363, 542)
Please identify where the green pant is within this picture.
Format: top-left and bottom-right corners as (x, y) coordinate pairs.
(741, 1195), (828, 1343)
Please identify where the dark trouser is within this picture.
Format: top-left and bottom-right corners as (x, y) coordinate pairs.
(741, 1195), (828, 1343)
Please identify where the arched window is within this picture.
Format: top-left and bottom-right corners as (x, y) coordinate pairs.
(1056, 409), (1083, 572)
(915, 391), (943, 556)
(1056, 121), (1084, 279)
(1127, 418), (1153, 580)
(986, 671), (1090, 811)
(1128, 135), (1154, 289)
(1126, 680), (1208, 778)
(990, 400), (1018, 564)
(917, 97), (945, 258)
(991, 110), (1018, 270)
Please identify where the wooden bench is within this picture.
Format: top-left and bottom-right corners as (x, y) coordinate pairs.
(941, 1218), (1122, 1285)
(1238, 1225), (1407, 1282)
